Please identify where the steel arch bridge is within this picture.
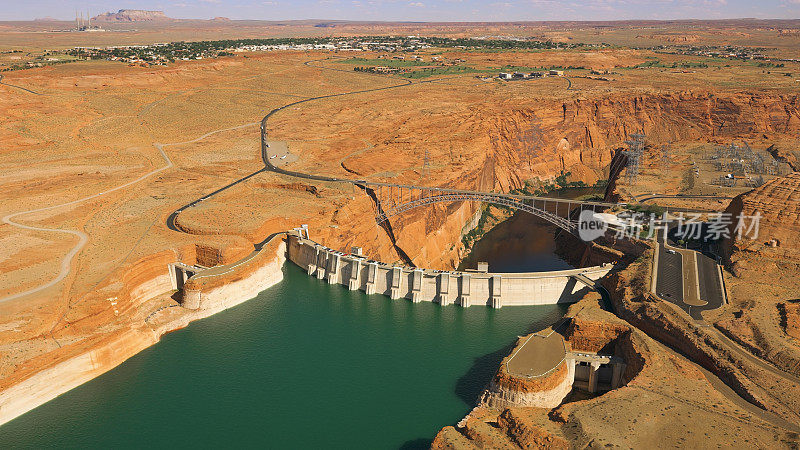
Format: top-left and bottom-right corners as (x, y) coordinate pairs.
(360, 183), (617, 237)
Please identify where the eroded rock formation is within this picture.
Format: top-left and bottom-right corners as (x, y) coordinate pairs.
(725, 172), (800, 261)
(91, 10), (174, 22)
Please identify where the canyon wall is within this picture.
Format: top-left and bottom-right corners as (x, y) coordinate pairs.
(378, 91), (800, 270)
(724, 171), (800, 261)
(182, 238), (286, 314)
(489, 92), (800, 196)
(0, 326), (158, 427)
(603, 250), (800, 424)
(0, 237), (287, 427)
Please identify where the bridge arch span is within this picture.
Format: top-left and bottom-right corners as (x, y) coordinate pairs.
(367, 187), (609, 237)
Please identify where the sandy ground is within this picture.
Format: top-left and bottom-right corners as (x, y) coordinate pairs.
(1, 22), (799, 444)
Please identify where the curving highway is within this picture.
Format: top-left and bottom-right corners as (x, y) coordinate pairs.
(0, 58), (590, 303)
(0, 144), (172, 303)
(165, 58), (417, 237)
(0, 121), (263, 304)
(166, 59), (614, 241)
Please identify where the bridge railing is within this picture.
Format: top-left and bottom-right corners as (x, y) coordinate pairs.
(375, 189), (591, 235)
(360, 181), (617, 208)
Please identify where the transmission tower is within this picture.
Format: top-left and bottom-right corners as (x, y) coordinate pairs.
(420, 147), (429, 181)
(623, 133), (646, 184)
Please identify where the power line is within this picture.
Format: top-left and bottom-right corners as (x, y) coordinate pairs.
(622, 133), (646, 184)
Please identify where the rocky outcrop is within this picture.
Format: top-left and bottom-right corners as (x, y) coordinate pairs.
(0, 326), (158, 428)
(780, 302), (800, 341)
(495, 409), (570, 449)
(564, 318), (629, 354)
(480, 360), (573, 410)
(91, 10), (174, 22)
(384, 91), (800, 271)
(715, 310), (800, 377)
(182, 238), (286, 313)
(431, 407), (569, 450)
(724, 172), (800, 261)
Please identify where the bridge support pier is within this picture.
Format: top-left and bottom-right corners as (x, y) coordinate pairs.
(490, 275), (502, 308)
(348, 259), (361, 290)
(458, 273), (471, 307)
(390, 267), (403, 299)
(365, 262), (377, 295)
(410, 269), (423, 303)
(437, 273), (451, 306)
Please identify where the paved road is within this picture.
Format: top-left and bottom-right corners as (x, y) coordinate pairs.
(634, 193), (734, 203)
(166, 58), (614, 238)
(653, 228), (725, 320)
(678, 248), (704, 307)
(1, 142), (173, 303)
(0, 74), (43, 95)
(655, 243), (684, 304)
(165, 58), (417, 234)
(650, 335), (800, 433)
(1, 58), (406, 304)
(633, 193), (734, 214)
(0, 121), (262, 303)
(697, 252), (725, 312)
(651, 228), (800, 425)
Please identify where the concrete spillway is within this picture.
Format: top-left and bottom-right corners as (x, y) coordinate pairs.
(287, 234), (613, 308)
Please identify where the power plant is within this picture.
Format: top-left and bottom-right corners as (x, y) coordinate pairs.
(74, 10), (101, 32)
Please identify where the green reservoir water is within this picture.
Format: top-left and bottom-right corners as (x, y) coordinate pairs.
(0, 263), (566, 449)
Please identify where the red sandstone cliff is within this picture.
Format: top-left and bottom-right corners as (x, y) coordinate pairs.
(362, 91), (800, 270)
(724, 172), (800, 261)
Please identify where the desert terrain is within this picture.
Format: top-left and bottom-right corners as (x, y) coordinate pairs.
(1, 17), (800, 447)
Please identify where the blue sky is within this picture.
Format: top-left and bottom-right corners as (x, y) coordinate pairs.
(3, 0), (800, 22)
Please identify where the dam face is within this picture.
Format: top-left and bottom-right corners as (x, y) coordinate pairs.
(286, 234), (612, 307)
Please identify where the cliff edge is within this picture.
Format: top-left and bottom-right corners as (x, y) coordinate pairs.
(91, 10), (175, 22)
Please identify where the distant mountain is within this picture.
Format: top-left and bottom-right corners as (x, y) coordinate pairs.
(91, 9), (174, 22)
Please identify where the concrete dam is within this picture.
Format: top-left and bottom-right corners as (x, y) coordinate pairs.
(286, 234), (613, 308)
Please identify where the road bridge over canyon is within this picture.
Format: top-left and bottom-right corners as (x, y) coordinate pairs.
(163, 58), (715, 314)
(167, 62), (624, 241)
